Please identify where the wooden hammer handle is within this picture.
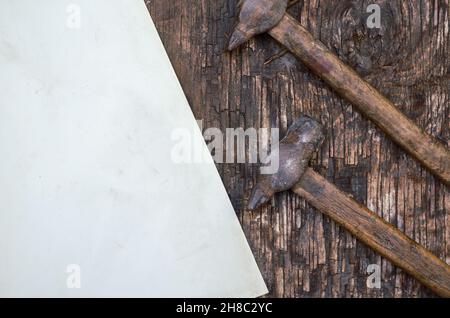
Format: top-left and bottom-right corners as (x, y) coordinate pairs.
(269, 14), (450, 185)
(294, 168), (450, 297)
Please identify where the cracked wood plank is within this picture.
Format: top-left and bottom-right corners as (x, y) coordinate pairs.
(147, 0), (449, 298)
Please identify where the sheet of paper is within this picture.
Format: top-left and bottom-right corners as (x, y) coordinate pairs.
(0, 0), (267, 297)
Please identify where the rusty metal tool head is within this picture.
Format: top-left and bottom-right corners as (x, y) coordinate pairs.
(248, 116), (324, 210)
(228, 0), (289, 50)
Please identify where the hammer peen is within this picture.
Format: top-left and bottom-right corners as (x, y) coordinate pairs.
(229, 0), (450, 186)
(249, 116), (450, 297)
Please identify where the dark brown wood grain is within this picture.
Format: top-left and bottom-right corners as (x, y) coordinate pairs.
(295, 168), (450, 297)
(146, 0), (450, 297)
(268, 13), (450, 185)
(249, 114), (450, 296)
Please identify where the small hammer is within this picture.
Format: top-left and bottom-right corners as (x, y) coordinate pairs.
(249, 116), (450, 297)
(228, 0), (450, 186)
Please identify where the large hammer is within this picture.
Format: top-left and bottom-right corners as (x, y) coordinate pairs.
(249, 116), (450, 297)
(228, 0), (450, 186)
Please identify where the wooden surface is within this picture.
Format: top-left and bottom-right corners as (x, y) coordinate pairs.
(146, 0), (450, 297)
(269, 13), (450, 185)
(295, 169), (450, 297)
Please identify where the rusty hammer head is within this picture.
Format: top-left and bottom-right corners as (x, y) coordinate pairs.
(228, 0), (289, 51)
(248, 116), (324, 210)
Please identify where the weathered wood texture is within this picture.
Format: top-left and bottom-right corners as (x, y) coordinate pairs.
(147, 0), (450, 297)
(295, 169), (450, 297)
(268, 13), (450, 185)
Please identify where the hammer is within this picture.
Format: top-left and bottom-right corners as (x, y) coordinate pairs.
(228, 0), (450, 186)
(249, 116), (450, 297)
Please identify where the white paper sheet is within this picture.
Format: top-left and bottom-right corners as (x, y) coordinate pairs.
(0, 0), (267, 297)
